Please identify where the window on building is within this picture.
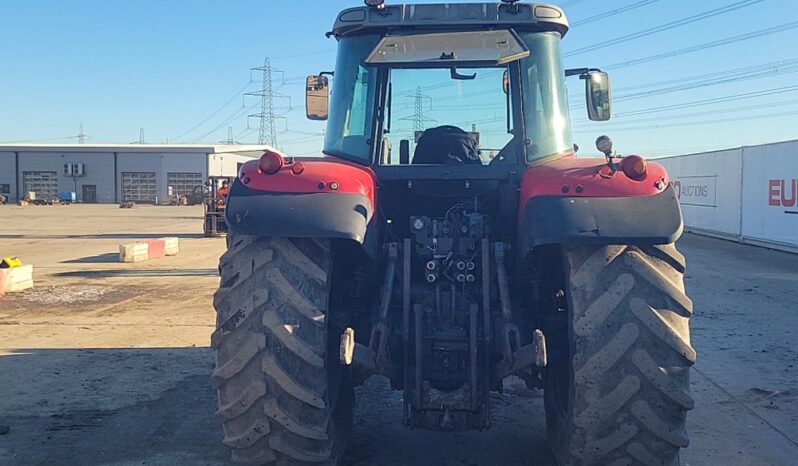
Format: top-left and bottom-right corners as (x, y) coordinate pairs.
(167, 172), (204, 196)
(22, 171), (58, 199)
(121, 172), (157, 202)
(0, 184), (10, 195)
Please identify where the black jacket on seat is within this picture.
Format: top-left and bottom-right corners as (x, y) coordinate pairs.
(412, 125), (481, 165)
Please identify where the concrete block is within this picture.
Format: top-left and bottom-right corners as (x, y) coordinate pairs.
(163, 237), (180, 256)
(147, 239), (165, 259)
(119, 242), (149, 263)
(1, 265), (34, 293)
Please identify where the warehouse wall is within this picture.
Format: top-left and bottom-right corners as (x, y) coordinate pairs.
(0, 146), (263, 204)
(657, 139), (798, 251)
(17, 151), (116, 203)
(116, 152), (208, 203)
(0, 152), (16, 202)
(208, 152), (258, 177)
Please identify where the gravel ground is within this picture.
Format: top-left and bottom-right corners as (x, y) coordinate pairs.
(0, 205), (796, 465)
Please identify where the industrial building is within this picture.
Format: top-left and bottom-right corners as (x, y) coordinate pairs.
(0, 144), (265, 204)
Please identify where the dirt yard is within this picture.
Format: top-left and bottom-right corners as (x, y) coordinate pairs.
(0, 204), (796, 465)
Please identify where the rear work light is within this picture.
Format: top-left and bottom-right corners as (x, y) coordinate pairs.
(620, 155), (647, 181)
(259, 150), (285, 175)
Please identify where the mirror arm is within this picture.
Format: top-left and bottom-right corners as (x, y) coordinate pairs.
(386, 82), (392, 133)
(565, 67), (601, 78)
(505, 77), (511, 134)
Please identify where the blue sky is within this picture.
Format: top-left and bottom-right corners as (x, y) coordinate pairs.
(0, 0), (796, 157)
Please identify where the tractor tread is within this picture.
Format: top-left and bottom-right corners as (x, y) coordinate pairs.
(265, 268), (326, 323)
(547, 244), (694, 466)
(269, 431), (333, 463)
(231, 438), (278, 465)
(212, 330), (266, 384)
(223, 415), (271, 449)
(262, 355), (326, 409)
(264, 398), (329, 441)
(217, 379), (268, 422)
(213, 234), (351, 465)
(263, 312), (325, 368)
(574, 273), (635, 336)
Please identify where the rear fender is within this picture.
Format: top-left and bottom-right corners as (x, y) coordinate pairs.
(225, 158), (376, 244)
(518, 155), (683, 254)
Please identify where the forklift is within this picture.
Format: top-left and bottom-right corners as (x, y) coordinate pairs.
(203, 176), (231, 237)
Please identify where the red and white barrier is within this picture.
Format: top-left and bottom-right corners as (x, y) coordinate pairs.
(146, 239), (166, 259)
(163, 237), (180, 256)
(119, 242), (150, 263)
(118, 237), (180, 263)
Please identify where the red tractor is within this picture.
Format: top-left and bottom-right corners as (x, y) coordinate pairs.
(212, 2), (694, 465)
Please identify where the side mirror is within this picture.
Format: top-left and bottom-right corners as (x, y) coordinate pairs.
(305, 75), (329, 121)
(585, 71), (611, 121)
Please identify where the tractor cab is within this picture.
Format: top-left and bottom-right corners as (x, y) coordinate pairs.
(309, 4), (609, 170)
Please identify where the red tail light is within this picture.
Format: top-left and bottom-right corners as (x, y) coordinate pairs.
(291, 162), (305, 175)
(621, 155), (647, 180)
(259, 150), (284, 174)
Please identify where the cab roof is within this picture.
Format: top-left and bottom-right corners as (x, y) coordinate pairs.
(330, 2), (569, 39)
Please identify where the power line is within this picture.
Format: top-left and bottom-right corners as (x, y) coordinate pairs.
(434, 60), (798, 113)
(571, 0), (661, 27)
(421, 58), (798, 113)
(559, 0), (595, 8)
(280, 133), (325, 145)
(612, 85), (798, 118)
(565, 0), (762, 57)
(392, 70), (503, 97)
(615, 59), (798, 97)
(567, 58), (798, 112)
(285, 129), (327, 136)
(572, 109), (798, 133)
(574, 98), (798, 127)
(603, 20), (798, 70)
(616, 66), (798, 103)
(171, 79), (252, 141)
(189, 103), (258, 143)
(233, 127), (257, 143)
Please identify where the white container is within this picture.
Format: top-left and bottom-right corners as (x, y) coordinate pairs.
(163, 237), (180, 256)
(2, 265), (34, 292)
(119, 242), (150, 263)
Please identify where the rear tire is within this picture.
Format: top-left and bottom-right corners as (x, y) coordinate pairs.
(213, 234), (353, 465)
(545, 244), (695, 466)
